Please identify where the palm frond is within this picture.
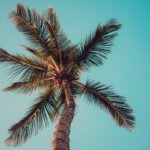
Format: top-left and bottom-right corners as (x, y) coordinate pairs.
(79, 80), (135, 129)
(0, 48), (46, 70)
(6, 90), (59, 146)
(0, 48), (47, 80)
(10, 4), (51, 52)
(13, 55), (46, 71)
(8, 63), (46, 82)
(75, 19), (121, 68)
(43, 7), (60, 33)
(3, 76), (53, 94)
(43, 7), (71, 51)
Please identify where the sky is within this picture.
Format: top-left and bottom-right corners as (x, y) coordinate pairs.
(0, 0), (150, 150)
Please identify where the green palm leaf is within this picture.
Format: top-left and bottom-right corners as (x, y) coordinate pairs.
(79, 80), (135, 129)
(6, 90), (59, 146)
(10, 4), (51, 52)
(3, 76), (53, 94)
(75, 19), (121, 68)
(43, 7), (71, 50)
(0, 48), (47, 80)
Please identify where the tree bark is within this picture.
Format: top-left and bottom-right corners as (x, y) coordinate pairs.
(52, 80), (75, 150)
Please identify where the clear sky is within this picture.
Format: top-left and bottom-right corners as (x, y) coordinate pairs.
(0, 0), (150, 150)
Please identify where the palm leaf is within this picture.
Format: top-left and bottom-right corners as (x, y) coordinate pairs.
(0, 48), (46, 70)
(43, 7), (60, 33)
(0, 48), (47, 80)
(6, 90), (59, 146)
(79, 80), (135, 129)
(3, 76), (54, 94)
(43, 7), (71, 50)
(10, 4), (51, 52)
(75, 19), (121, 68)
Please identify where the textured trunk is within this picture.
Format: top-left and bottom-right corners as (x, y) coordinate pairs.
(52, 80), (75, 150)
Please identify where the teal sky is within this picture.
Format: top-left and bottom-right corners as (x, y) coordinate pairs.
(0, 0), (150, 150)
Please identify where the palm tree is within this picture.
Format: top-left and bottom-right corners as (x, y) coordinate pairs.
(0, 4), (135, 150)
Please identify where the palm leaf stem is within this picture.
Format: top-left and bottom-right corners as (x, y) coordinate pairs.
(41, 77), (54, 81)
(48, 56), (60, 71)
(4, 52), (45, 71)
(45, 21), (63, 70)
(21, 45), (55, 70)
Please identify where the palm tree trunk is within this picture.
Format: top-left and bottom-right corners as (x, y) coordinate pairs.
(52, 79), (75, 150)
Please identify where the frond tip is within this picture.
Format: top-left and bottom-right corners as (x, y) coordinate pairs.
(79, 80), (135, 130)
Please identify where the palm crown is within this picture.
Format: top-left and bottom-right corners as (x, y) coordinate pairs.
(0, 4), (135, 149)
